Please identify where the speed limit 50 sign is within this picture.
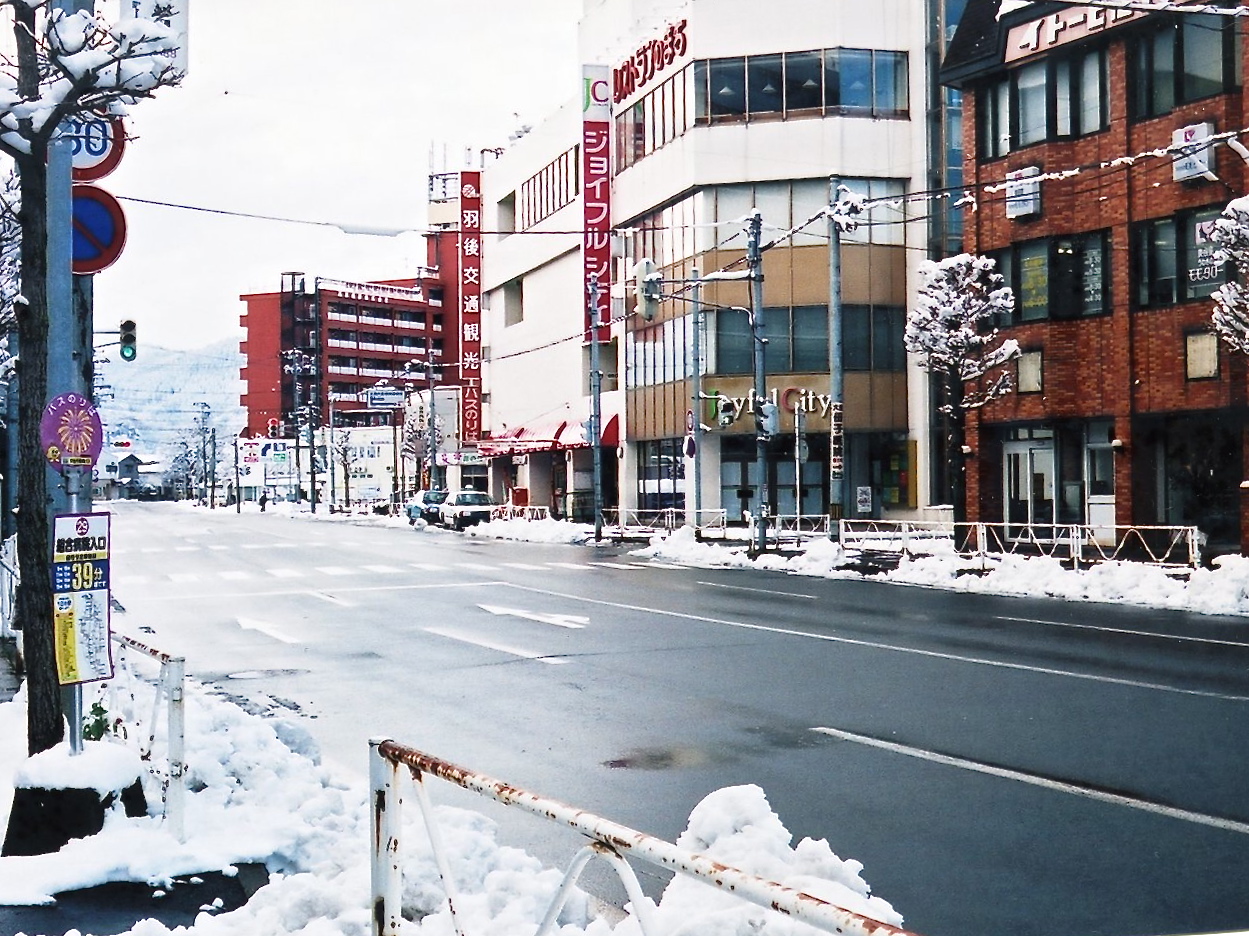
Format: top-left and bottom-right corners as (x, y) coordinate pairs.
(68, 115), (125, 183)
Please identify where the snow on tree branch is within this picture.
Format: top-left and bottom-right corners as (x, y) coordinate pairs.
(1211, 196), (1249, 355)
(0, 3), (182, 156)
(906, 253), (1019, 410)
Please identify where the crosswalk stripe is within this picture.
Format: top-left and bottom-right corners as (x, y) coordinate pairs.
(410, 563), (448, 572)
(219, 570), (251, 580)
(548, 562), (594, 570)
(314, 566), (354, 576)
(361, 565), (404, 574)
(501, 563), (549, 571)
(267, 569), (305, 578)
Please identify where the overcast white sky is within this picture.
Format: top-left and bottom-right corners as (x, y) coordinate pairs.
(92, 0), (583, 351)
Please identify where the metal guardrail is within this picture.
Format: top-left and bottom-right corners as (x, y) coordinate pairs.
(601, 508), (728, 538)
(838, 519), (1202, 570)
(369, 738), (920, 936)
(107, 632), (187, 842)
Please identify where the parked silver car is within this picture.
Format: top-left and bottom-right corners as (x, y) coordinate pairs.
(438, 490), (497, 530)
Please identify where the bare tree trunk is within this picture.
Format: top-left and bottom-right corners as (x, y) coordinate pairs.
(944, 371), (969, 526)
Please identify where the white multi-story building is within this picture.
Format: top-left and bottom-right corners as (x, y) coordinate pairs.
(478, 0), (941, 526)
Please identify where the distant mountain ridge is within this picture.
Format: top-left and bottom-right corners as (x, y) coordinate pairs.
(96, 338), (246, 459)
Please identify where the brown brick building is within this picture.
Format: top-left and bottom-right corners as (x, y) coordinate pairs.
(943, 0), (1249, 555)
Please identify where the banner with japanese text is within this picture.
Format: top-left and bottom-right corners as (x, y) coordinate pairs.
(459, 171), (483, 443)
(582, 64), (612, 343)
(51, 512), (113, 685)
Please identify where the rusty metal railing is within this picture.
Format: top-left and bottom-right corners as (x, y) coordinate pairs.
(369, 738), (920, 936)
(106, 632), (187, 842)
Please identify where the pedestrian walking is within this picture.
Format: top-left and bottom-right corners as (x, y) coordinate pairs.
(259, 491), (268, 512)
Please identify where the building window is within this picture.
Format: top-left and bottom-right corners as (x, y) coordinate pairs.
(844, 305), (906, 372)
(1129, 15), (1236, 120)
(994, 231), (1110, 323)
(1134, 207), (1226, 308)
(1017, 350), (1043, 393)
(637, 438), (685, 512)
(709, 57), (747, 118)
(1186, 331), (1219, 379)
(784, 50), (824, 112)
(979, 48), (1107, 158)
(518, 146), (578, 229)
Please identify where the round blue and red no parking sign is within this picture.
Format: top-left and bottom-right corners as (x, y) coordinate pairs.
(71, 184), (127, 275)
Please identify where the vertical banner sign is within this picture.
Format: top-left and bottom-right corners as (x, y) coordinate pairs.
(51, 513), (113, 686)
(582, 65), (612, 343)
(459, 171), (483, 444)
(830, 402), (844, 480)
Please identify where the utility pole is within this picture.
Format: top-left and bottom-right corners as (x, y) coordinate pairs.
(828, 177), (845, 537)
(690, 270), (703, 529)
(588, 274), (604, 543)
(426, 362), (440, 489)
(747, 211), (768, 555)
(196, 402), (210, 505)
(233, 436), (241, 513)
(209, 427), (217, 509)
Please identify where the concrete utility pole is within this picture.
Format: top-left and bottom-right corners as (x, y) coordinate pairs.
(690, 270), (703, 528)
(828, 176), (845, 537)
(747, 212), (768, 555)
(588, 274), (604, 543)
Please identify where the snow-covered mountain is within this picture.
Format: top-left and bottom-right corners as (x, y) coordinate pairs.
(95, 338), (245, 459)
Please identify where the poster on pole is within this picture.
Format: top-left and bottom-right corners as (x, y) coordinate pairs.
(51, 512), (113, 686)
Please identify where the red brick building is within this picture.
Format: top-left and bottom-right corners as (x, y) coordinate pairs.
(238, 233), (460, 440)
(942, 0), (1249, 555)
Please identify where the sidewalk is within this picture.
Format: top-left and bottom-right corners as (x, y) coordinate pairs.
(0, 639), (262, 936)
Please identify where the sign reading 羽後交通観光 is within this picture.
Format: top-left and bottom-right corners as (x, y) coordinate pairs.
(51, 512), (113, 686)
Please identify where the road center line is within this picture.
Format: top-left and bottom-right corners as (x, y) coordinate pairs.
(698, 581), (818, 599)
(423, 627), (567, 665)
(995, 616), (1249, 649)
(499, 583), (1249, 702)
(811, 726), (1249, 836)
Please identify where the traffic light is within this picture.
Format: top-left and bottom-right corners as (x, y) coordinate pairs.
(267, 418), (280, 438)
(758, 401), (779, 438)
(634, 258), (661, 321)
(119, 319), (137, 362)
(716, 396), (735, 428)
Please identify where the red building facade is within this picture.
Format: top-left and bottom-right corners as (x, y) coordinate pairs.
(943, 0), (1249, 555)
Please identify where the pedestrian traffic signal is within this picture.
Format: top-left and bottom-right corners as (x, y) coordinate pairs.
(119, 319), (137, 362)
(758, 401), (779, 438)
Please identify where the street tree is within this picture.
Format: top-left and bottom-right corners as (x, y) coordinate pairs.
(905, 253), (1018, 523)
(1211, 195), (1249, 353)
(2, 3), (182, 755)
(331, 432), (355, 509)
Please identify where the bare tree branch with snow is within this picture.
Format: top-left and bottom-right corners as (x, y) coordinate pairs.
(906, 253), (1018, 522)
(1211, 196), (1249, 354)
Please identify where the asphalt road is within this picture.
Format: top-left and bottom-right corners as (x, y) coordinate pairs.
(109, 501), (1249, 936)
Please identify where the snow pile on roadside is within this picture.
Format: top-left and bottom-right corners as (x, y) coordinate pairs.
(0, 670), (900, 934)
(469, 516), (593, 545)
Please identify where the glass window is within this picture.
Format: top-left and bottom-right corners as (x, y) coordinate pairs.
(715, 308), (753, 374)
(785, 50), (823, 111)
(1079, 50), (1104, 135)
(1136, 218), (1178, 307)
(709, 58), (746, 117)
(844, 306), (871, 371)
(1151, 27), (1177, 114)
(1183, 15), (1225, 100)
(1186, 209), (1225, 300)
(837, 49), (874, 110)
(981, 78), (1010, 158)
(1055, 59), (1073, 137)
(1016, 61), (1048, 146)
(1018, 240), (1050, 321)
(872, 306), (905, 371)
(765, 307), (792, 374)
(793, 305), (828, 371)
(874, 51), (908, 114)
(693, 60), (709, 123)
(747, 54), (783, 115)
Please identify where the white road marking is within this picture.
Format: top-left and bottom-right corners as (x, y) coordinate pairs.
(478, 604), (588, 629)
(645, 562), (689, 570)
(587, 562), (643, 570)
(503, 583), (1249, 703)
(812, 726), (1249, 836)
(174, 546), (199, 552)
(140, 547), (162, 554)
(267, 569), (305, 578)
(310, 592), (354, 607)
(314, 566), (354, 576)
(699, 581), (818, 599)
(424, 626), (567, 664)
(410, 563), (449, 572)
(996, 616), (1249, 650)
(361, 565), (404, 574)
(501, 563), (550, 571)
(219, 570), (251, 581)
(242, 542), (297, 549)
(207, 545), (229, 551)
(238, 617), (301, 644)
(548, 562), (594, 570)
(456, 563), (500, 572)
(168, 573), (200, 583)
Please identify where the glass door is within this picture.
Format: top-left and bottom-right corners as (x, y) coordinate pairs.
(1004, 441), (1056, 539)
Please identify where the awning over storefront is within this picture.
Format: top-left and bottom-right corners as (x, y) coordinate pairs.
(478, 416), (567, 457)
(557, 413), (619, 449)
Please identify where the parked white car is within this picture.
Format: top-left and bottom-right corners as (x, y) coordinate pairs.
(438, 490), (496, 530)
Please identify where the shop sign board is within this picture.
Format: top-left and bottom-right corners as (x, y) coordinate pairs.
(51, 512), (113, 685)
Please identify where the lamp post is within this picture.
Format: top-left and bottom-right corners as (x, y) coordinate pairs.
(195, 402), (211, 505)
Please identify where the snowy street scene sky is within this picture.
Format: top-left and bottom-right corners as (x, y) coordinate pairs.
(91, 0), (581, 351)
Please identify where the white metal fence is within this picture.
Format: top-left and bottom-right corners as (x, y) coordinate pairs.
(601, 507), (728, 538)
(838, 519), (1203, 569)
(0, 534), (16, 642)
(369, 738), (920, 936)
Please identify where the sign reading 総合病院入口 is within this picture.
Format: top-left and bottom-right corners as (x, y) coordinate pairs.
(51, 512), (113, 686)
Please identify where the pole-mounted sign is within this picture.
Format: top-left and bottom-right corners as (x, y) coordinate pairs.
(71, 184), (127, 275)
(40, 393), (104, 472)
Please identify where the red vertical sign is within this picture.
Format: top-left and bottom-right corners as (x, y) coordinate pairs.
(582, 65), (612, 343)
(459, 171), (482, 443)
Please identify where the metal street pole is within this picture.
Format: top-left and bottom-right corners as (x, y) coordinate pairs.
(747, 212), (768, 555)
(233, 436), (241, 513)
(589, 274), (604, 543)
(690, 270), (703, 529)
(427, 363), (439, 489)
(828, 177), (845, 538)
(209, 427), (217, 509)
